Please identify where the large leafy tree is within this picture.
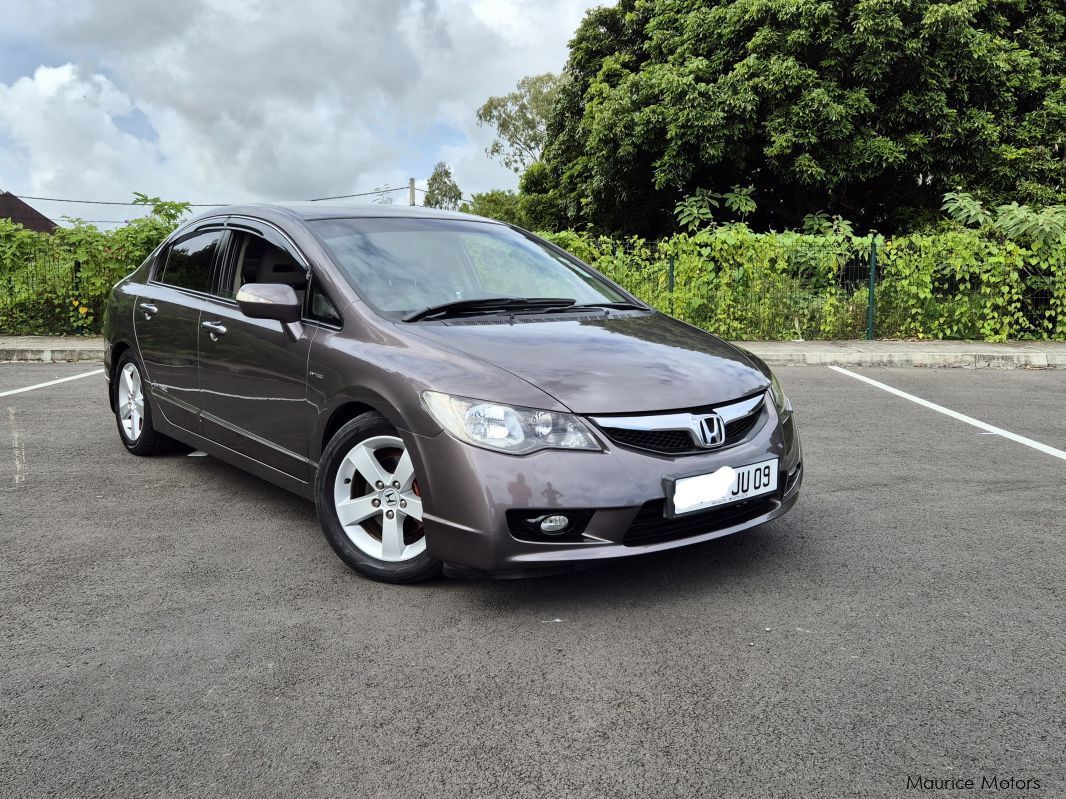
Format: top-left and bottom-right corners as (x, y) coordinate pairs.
(542, 0), (1066, 235)
(477, 73), (566, 173)
(423, 162), (463, 211)
(460, 163), (562, 230)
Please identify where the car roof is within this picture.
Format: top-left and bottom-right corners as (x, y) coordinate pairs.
(186, 202), (500, 227)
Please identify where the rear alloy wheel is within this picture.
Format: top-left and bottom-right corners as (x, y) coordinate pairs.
(113, 353), (174, 456)
(116, 362), (145, 443)
(316, 413), (441, 582)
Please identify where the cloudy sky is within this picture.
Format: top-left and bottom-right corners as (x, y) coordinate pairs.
(1, 0), (605, 227)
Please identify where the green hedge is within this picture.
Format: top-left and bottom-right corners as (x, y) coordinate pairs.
(543, 227), (1066, 341)
(0, 215), (179, 336)
(2, 216), (1064, 341)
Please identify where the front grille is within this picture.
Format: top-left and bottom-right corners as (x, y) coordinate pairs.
(623, 496), (778, 546)
(725, 412), (760, 441)
(605, 428), (695, 453)
(595, 394), (767, 456)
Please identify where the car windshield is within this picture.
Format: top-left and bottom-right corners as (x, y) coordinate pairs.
(308, 217), (628, 320)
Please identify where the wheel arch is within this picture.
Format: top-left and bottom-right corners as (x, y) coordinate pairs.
(317, 394), (413, 462)
(321, 401), (377, 453)
(107, 340), (134, 412)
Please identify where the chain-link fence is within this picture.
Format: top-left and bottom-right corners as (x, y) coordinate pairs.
(573, 234), (878, 340)
(3, 226), (1065, 339)
(0, 241), (97, 334)
(561, 231), (1066, 341)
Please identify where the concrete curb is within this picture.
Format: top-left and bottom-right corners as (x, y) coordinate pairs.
(739, 349), (1066, 370)
(1, 347), (106, 363)
(735, 339), (1066, 369)
(2, 337), (1064, 369)
(0, 336), (106, 363)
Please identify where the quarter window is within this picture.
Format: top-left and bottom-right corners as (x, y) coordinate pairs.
(307, 278), (342, 325)
(159, 231), (221, 293)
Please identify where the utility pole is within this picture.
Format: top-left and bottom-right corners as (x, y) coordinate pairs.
(409, 178), (416, 207)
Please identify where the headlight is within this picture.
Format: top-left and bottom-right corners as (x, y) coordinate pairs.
(422, 392), (602, 454)
(769, 371), (792, 415)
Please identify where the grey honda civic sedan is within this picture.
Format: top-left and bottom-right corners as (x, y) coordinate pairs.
(103, 205), (802, 582)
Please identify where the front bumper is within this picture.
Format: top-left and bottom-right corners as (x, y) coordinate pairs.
(408, 401), (803, 574)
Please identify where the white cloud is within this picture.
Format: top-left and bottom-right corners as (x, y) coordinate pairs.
(1, 0), (606, 226)
(0, 64), (183, 223)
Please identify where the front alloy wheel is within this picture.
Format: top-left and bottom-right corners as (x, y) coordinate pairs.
(333, 435), (425, 562)
(316, 412), (441, 582)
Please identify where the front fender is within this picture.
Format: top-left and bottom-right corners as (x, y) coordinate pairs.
(305, 315), (566, 462)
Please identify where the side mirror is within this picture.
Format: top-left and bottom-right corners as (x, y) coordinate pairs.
(236, 283), (301, 324)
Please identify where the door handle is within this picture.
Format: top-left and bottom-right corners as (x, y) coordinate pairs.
(201, 320), (228, 341)
(139, 302), (158, 318)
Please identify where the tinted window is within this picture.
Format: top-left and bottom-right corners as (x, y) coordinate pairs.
(160, 231), (221, 293)
(218, 232), (307, 302)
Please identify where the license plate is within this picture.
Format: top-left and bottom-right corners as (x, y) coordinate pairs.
(667, 458), (778, 517)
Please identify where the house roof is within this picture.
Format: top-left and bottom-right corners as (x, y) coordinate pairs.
(0, 192), (58, 233)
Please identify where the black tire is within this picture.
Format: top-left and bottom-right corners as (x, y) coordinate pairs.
(315, 412), (442, 583)
(113, 351), (177, 456)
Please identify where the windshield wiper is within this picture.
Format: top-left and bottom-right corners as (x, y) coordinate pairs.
(569, 301), (646, 311)
(402, 297), (576, 323)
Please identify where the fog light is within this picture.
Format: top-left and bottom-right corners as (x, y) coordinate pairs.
(507, 509), (593, 542)
(538, 514), (570, 534)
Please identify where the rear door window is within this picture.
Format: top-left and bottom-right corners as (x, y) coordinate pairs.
(159, 230), (222, 293)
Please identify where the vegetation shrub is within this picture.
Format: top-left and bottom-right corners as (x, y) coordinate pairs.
(2, 193), (1063, 341)
(542, 225), (1066, 341)
(0, 196), (185, 336)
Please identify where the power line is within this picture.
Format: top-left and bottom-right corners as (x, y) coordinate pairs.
(309, 186), (408, 202)
(10, 186), (414, 206)
(9, 194), (227, 207)
(5, 179), (480, 216)
(67, 219), (149, 224)
(1, 214), (139, 224)
(412, 187), (475, 204)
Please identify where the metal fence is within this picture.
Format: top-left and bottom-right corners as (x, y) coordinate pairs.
(578, 234), (1064, 341)
(0, 242), (96, 334)
(2, 231), (1064, 339)
(1, 244), (79, 295)
(581, 235), (880, 341)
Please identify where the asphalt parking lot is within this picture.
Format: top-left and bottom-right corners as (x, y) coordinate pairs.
(1, 362), (1063, 799)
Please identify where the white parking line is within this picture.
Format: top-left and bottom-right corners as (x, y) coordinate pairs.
(0, 368), (105, 398)
(828, 365), (1066, 462)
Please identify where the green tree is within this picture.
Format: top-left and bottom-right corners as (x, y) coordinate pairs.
(515, 161), (562, 231)
(461, 190), (525, 225)
(543, 0), (1066, 236)
(423, 162), (463, 211)
(459, 165), (564, 231)
(477, 73), (566, 173)
(130, 192), (190, 226)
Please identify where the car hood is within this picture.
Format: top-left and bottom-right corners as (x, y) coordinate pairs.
(402, 311), (769, 414)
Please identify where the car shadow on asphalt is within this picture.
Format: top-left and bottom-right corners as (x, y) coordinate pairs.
(183, 449), (812, 606)
(452, 515), (810, 611)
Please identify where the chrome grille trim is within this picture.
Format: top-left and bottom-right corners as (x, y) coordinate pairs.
(590, 393), (766, 454)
